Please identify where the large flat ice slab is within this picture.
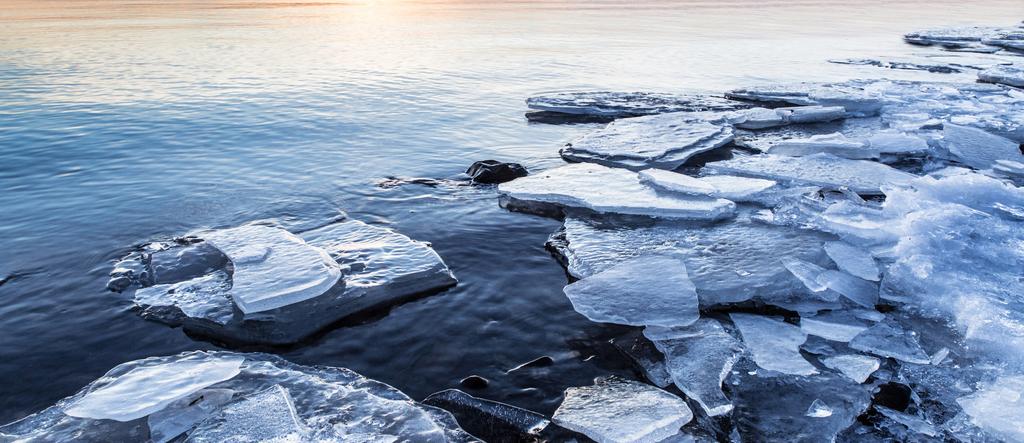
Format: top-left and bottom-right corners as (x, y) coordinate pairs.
(498, 163), (736, 220)
(0, 351), (477, 442)
(645, 319), (745, 416)
(561, 112), (734, 170)
(703, 153), (916, 194)
(639, 169), (777, 202)
(562, 255), (699, 328)
(202, 225), (342, 314)
(526, 91), (749, 118)
(125, 219), (457, 345)
(549, 217), (834, 306)
(942, 123), (1023, 170)
(730, 313), (817, 376)
(552, 377), (692, 443)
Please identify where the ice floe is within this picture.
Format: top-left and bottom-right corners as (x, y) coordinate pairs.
(0, 351), (476, 442)
(552, 377), (692, 443)
(639, 169), (777, 202)
(820, 354), (880, 384)
(800, 310), (872, 342)
(703, 153), (916, 194)
(498, 163), (736, 220)
(730, 313), (817, 376)
(562, 255), (699, 328)
(122, 219), (457, 345)
(525, 91), (750, 120)
(849, 320), (931, 364)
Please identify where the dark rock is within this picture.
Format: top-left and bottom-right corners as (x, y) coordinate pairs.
(466, 160), (528, 184)
(422, 389), (549, 443)
(460, 375), (489, 390)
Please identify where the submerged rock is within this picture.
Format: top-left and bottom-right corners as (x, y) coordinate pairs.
(498, 163), (736, 221)
(128, 219), (457, 345)
(526, 91), (750, 119)
(466, 160), (529, 184)
(552, 377), (692, 443)
(422, 389), (549, 443)
(0, 351), (477, 442)
(560, 112), (735, 170)
(562, 255), (699, 328)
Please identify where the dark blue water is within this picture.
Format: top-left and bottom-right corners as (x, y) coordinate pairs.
(2, 0), (1022, 423)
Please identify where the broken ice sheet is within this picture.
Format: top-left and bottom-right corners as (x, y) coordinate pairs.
(147, 389), (234, 443)
(730, 313), (817, 376)
(955, 375), (1024, 442)
(781, 256), (829, 294)
(561, 112), (735, 170)
(849, 320), (930, 364)
(550, 217), (834, 306)
(525, 91), (749, 118)
(202, 224), (342, 314)
(186, 385), (308, 442)
(63, 355), (244, 422)
(562, 255), (699, 328)
(552, 377), (692, 443)
(823, 241), (879, 281)
(800, 311), (871, 342)
(703, 153), (916, 195)
(942, 123), (1023, 170)
(645, 319), (744, 416)
(498, 163), (735, 220)
(133, 271), (235, 326)
(766, 133), (878, 159)
(816, 270), (879, 308)
(820, 355), (880, 384)
(639, 169), (777, 202)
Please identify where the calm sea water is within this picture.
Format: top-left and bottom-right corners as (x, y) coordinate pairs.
(1, 0), (1022, 424)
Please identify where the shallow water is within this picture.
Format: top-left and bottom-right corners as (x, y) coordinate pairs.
(1, 0), (1022, 424)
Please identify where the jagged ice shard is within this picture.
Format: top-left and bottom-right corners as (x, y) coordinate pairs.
(498, 163), (735, 220)
(644, 319), (744, 416)
(730, 313), (817, 376)
(562, 255), (699, 328)
(552, 377), (692, 443)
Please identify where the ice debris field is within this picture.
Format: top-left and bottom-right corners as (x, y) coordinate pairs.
(5, 20), (1024, 443)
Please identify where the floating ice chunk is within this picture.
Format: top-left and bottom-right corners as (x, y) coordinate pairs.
(202, 225), (342, 314)
(422, 389), (550, 442)
(904, 26), (1009, 47)
(525, 91), (749, 118)
(824, 241), (879, 281)
(730, 314), (817, 376)
(699, 175), (777, 200)
(64, 355), (244, 422)
(134, 271), (234, 325)
(3, 352), (476, 442)
(733, 107), (786, 129)
(979, 65), (1024, 88)
(645, 319), (744, 416)
(766, 133), (876, 159)
(805, 399), (833, 418)
(849, 321), (930, 364)
(800, 311), (871, 342)
(781, 257), (829, 293)
(829, 57), (963, 73)
(816, 270), (879, 308)
(983, 29), (1024, 51)
(703, 153), (917, 194)
(956, 375), (1024, 442)
(148, 389), (234, 443)
(820, 355), (880, 383)
(561, 113), (735, 170)
(550, 217), (834, 306)
(866, 131), (931, 157)
(552, 377), (692, 443)
(639, 169), (717, 196)
(498, 163), (736, 220)
(730, 367), (872, 442)
(187, 385), (308, 442)
(993, 159), (1024, 179)
(942, 123), (1023, 170)
(563, 255), (699, 328)
(781, 106), (848, 124)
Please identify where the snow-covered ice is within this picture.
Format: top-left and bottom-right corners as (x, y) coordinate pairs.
(730, 313), (817, 376)
(526, 91), (749, 118)
(644, 319), (744, 416)
(0, 351), (476, 442)
(956, 375), (1024, 442)
(703, 153), (917, 194)
(498, 163), (736, 220)
(552, 377), (692, 443)
(561, 112), (735, 170)
(562, 255), (700, 328)
(820, 355), (880, 383)
(202, 225), (342, 314)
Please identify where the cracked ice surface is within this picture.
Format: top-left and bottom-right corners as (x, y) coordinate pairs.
(644, 319), (744, 416)
(0, 352), (476, 442)
(526, 91), (750, 118)
(202, 224), (342, 314)
(703, 153), (917, 194)
(639, 169), (777, 202)
(550, 217), (834, 306)
(552, 377), (692, 443)
(561, 112), (735, 170)
(979, 64), (1024, 88)
(498, 163), (736, 220)
(562, 255), (699, 328)
(730, 313), (817, 376)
